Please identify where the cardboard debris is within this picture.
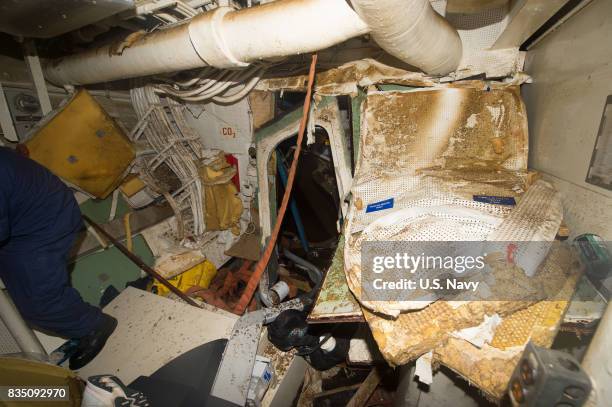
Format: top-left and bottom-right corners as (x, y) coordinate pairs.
(155, 249), (207, 279)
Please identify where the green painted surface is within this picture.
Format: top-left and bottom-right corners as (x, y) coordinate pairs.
(71, 236), (152, 306)
(255, 104), (302, 143)
(376, 84), (419, 92)
(255, 96), (334, 143)
(270, 151), (277, 225)
(310, 236), (362, 320)
(71, 195), (154, 307)
(79, 194), (131, 224)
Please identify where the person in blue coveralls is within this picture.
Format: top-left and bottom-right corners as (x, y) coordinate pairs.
(0, 146), (116, 369)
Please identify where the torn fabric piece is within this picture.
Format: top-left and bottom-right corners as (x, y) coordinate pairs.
(415, 351), (434, 385)
(451, 314), (502, 348)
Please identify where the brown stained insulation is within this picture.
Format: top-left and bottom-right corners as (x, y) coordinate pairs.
(257, 59), (531, 96)
(340, 84), (581, 399)
(345, 86), (531, 314)
(355, 86), (529, 178)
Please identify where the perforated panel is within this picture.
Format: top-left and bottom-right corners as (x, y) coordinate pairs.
(447, 5), (510, 50)
(348, 87), (528, 235)
(0, 318), (20, 355)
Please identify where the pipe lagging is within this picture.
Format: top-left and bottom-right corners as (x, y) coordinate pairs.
(44, 0), (462, 86)
(44, 0), (368, 85)
(349, 0), (463, 75)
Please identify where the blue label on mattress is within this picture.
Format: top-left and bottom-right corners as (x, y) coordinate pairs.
(366, 198), (394, 213)
(473, 195), (516, 206)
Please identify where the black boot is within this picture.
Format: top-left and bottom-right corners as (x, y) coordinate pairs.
(69, 313), (118, 370)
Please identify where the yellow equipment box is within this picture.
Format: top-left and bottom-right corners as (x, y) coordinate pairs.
(25, 89), (135, 199)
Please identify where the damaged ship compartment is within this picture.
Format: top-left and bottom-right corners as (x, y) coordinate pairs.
(0, 0), (611, 407)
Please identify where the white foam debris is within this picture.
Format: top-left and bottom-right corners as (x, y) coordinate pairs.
(415, 351), (434, 385)
(452, 314), (502, 348)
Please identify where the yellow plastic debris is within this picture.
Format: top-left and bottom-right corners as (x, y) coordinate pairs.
(120, 174), (146, 197)
(25, 89), (135, 199)
(199, 153), (243, 234)
(154, 260), (217, 297)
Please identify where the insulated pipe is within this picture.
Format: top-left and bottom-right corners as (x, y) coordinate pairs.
(45, 0), (463, 85)
(44, 0), (369, 85)
(211, 0), (367, 66)
(46, 23), (207, 85)
(349, 0), (463, 75)
(283, 248), (323, 284)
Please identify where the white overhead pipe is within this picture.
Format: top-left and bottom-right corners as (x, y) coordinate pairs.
(44, 0), (367, 85)
(349, 0), (463, 75)
(44, 0), (462, 86)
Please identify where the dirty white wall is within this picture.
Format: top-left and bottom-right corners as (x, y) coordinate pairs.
(523, 0), (612, 240)
(183, 98), (254, 191)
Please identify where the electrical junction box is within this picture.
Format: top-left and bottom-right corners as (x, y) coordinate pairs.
(509, 342), (592, 407)
(3, 87), (42, 141)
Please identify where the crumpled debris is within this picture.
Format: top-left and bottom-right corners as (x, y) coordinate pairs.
(342, 84), (580, 400)
(451, 314), (502, 348)
(199, 151), (243, 235)
(415, 351), (434, 385)
(257, 59), (531, 97)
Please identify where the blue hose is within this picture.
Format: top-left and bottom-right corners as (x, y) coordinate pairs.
(276, 149), (310, 253)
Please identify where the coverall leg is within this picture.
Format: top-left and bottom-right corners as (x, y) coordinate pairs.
(0, 227), (102, 339)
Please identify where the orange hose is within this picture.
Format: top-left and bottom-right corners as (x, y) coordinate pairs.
(234, 54), (318, 314)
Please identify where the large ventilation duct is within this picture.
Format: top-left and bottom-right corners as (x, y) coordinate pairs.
(44, 0), (462, 86)
(349, 0), (463, 75)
